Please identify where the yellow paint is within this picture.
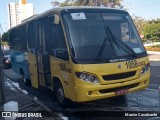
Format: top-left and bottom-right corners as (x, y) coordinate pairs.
(28, 53), (38, 88)
(50, 55), (150, 102)
(50, 56), (81, 100)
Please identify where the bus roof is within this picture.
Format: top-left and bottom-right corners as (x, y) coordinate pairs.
(41, 6), (127, 14)
(9, 6), (127, 31)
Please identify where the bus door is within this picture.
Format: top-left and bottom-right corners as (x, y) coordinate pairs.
(36, 22), (46, 88)
(36, 19), (51, 88)
(27, 21), (39, 88)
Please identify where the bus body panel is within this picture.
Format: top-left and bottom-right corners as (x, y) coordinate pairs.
(11, 50), (30, 80)
(50, 56), (83, 101)
(74, 72), (150, 102)
(81, 57), (150, 84)
(27, 53), (39, 88)
(72, 57), (150, 102)
(49, 56), (150, 102)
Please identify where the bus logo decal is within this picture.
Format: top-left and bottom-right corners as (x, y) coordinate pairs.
(126, 60), (145, 69)
(59, 63), (71, 73)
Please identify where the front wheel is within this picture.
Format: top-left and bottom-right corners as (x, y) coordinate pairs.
(55, 82), (71, 107)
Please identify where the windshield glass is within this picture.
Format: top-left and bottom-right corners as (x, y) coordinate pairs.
(63, 10), (146, 62)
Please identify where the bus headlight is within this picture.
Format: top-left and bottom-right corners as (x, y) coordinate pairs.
(75, 72), (99, 84)
(140, 63), (150, 76)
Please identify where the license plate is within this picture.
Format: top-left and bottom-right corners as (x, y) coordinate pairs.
(115, 88), (129, 95)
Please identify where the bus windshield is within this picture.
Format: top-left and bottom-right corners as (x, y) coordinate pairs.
(63, 11), (146, 63)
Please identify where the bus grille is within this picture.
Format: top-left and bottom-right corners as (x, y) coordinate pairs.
(99, 83), (139, 94)
(102, 71), (136, 81)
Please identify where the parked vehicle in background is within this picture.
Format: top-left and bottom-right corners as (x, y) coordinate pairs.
(2, 50), (11, 69)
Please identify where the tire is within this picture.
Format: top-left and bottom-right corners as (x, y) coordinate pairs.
(54, 81), (70, 107)
(20, 70), (31, 86)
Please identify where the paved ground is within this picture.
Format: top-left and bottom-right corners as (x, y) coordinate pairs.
(147, 51), (160, 66)
(0, 76), (61, 120)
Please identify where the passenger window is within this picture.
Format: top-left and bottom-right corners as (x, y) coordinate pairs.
(27, 21), (36, 54)
(46, 15), (69, 61)
(9, 26), (27, 51)
(19, 26), (27, 51)
(121, 23), (129, 41)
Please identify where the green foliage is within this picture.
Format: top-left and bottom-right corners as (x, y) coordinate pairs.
(132, 15), (147, 37)
(143, 22), (160, 42)
(155, 44), (160, 48)
(132, 18), (160, 42)
(60, 0), (123, 7)
(148, 19), (160, 24)
(2, 31), (9, 42)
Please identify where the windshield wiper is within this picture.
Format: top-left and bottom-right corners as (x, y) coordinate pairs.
(96, 26), (116, 61)
(106, 26), (137, 57)
(96, 25), (136, 62)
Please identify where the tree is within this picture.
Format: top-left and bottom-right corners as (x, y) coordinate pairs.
(143, 22), (160, 42)
(131, 15), (147, 40)
(2, 31), (9, 42)
(122, 15), (148, 42)
(60, 0), (123, 7)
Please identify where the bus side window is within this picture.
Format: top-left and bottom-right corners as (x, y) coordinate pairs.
(10, 28), (25, 51)
(27, 21), (36, 54)
(47, 15), (69, 61)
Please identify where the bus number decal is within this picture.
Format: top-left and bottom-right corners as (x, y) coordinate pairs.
(59, 63), (71, 73)
(126, 60), (145, 69)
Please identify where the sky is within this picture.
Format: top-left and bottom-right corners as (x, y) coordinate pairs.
(0, 0), (160, 33)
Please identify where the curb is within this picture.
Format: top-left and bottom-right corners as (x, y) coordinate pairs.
(147, 51), (160, 55)
(4, 76), (62, 119)
(149, 59), (160, 61)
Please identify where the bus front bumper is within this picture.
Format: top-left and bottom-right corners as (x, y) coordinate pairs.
(74, 72), (150, 102)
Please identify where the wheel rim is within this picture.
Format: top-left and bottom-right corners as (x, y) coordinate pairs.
(57, 86), (64, 104)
